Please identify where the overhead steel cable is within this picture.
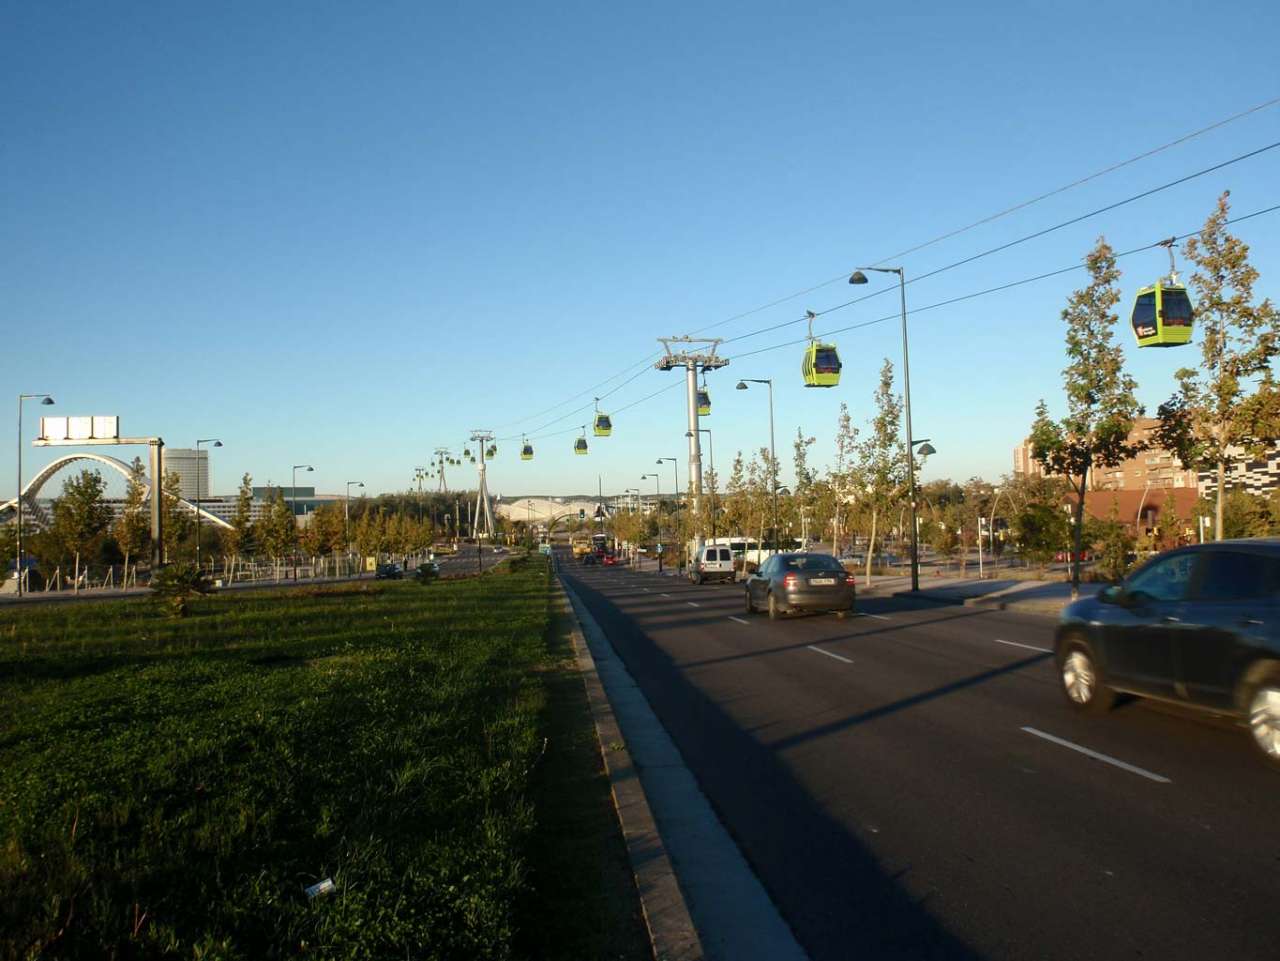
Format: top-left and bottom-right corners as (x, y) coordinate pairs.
(723, 202), (1280, 362)
(690, 95), (1280, 336)
(718, 140), (1280, 347)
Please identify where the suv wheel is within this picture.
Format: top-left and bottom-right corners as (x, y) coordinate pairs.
(1247, 675), (1280, 769)
(1058, 640), (1115, 714)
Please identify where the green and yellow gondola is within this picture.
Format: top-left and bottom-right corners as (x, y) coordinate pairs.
(521, 436), (534, 461)
(593, 398), (612, 437)
(575, 427), (589, 455)
(801, 310), (842, 387)
(1132, 237), (1194, 348)
(697, 388), (711, 416)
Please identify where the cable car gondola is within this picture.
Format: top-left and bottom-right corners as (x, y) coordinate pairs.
(575, 427), (589, 455)
(1131, 238), (1194, 348)
(593, 398), (612, 437)
(801, 309), (842, 387)
(697, 384), (711, 417)
(521, 436), (534, 461)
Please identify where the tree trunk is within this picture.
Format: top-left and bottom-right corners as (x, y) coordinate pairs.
(1214, 459), (1225, 541)
(74, 552), (81, 595)
(865, 508), (877, 587)
(1071, 475), (1087, 601)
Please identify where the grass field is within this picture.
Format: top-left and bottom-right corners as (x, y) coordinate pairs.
(0, 557), (646, 960)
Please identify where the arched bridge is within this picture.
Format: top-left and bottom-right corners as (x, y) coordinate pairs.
(495, 497), (605, 531)
(1, 452), (233, 530)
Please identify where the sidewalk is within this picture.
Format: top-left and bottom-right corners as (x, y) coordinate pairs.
(884, 575), (1101, 616)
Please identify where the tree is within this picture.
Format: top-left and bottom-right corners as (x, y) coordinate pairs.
(220, 473), (255, 561)
(160, 470), (194, 563)
(1029, 237), (1143, 598)
(828, 403), (860, 554)
(1012, 502), (1070, 572)
(48, 469), (114, 586)
(112, 457), (150, 579)
(256, 488), (296, 562)
(854, 359), (905, 584)
(1155, 192), (1280, 540)
(1091, 505), (1136, 582)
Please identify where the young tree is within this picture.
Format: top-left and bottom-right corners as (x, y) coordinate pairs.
(112, 457), (150, 580)
(220, 473), (255, 562)
(257, 488), (296, 562)
(855, 359), (905, 585)
(1092, 505), (1136, 582)
(1155, 192), (1280, 540)
(1029, 237), (1143, 598)
(160, 470), (195, 562)
(1012, 502), (1071, 573)
(49, 469), (114, 586)
(828, 403), (860, 555)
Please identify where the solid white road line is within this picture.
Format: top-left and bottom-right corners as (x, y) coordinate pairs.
(993, 638), (1052, 654)
(1021, 727), (1171, 784)
(728, 616), (750, 625)
(687, 601), (701, 608)
(853, 612), (891, 621)
(807, 645), (853, 665)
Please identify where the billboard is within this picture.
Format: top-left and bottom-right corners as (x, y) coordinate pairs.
(39, 416), (120, 442)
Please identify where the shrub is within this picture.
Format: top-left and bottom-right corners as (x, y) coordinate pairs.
(149, 563), (213, 617)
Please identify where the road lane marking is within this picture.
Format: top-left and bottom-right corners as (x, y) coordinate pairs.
(687, 601), (701, 608)
(853, 612), (891, 621)
(1021, 727), (1171, 784)
(660, 593), (672, 598)
(807, 645), (853, 664)
(728, 616), (750, 625)
(993, 638), (1052, 654)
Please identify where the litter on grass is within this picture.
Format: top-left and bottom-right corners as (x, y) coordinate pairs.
(304, 878), (335, 899)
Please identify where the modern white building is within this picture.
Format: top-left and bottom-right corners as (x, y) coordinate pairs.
(163, 449), (210, 501)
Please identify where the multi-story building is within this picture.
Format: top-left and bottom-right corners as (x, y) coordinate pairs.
(1197, 445), (1280, 498)
(163, 449), (210, 501)
(1014, 418), (1197, 492)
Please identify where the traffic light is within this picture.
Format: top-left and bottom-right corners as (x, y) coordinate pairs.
(578, 508), (586, 520)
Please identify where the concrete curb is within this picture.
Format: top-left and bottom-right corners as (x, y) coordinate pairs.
(890, 589), (1065, 616)
(552, 576), (705, 961)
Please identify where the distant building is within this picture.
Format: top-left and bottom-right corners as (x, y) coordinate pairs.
(1014, 418), (1197, 492)
(1197, 445), (1280, 498)
(163, 449), (210, 500)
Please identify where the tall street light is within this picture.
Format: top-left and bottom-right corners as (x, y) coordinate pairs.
(850, 267), (926, 591)
(625, 487), (640, 513)
(291, 464), (314, 580)
(194, 438), (222, 572)
(686, 428), (715, 538)
(641, 472), (661, 571)
(657, 456), (679, 541)
(15, 393), (55, 596)
(736, 378), (777, 554)
(345, 480), (364, 559)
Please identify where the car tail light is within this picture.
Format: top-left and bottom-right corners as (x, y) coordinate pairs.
(845, 574), (856, 585)
(783, 572), (798, 589)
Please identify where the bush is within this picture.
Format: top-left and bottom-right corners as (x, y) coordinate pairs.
(149, 563), (213, 617)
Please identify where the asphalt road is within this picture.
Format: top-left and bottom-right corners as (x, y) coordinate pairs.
(557, 549), (1279, 961)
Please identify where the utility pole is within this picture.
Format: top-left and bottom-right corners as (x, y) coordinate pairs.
(656, 336), (728, 561)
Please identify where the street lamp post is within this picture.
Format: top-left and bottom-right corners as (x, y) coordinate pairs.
(850, 267), (925, 590)
(194, 438), (222, 572)
(291, 464), (314, 580)
(15, 393), (55, 596)
(736, 379), (777, 554)
(657, 457), (679, 563)
(642, 473), (661, 571)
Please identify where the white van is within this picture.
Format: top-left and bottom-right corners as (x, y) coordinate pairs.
(690, 544), (735, 584)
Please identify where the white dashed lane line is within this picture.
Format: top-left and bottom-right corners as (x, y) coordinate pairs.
(1021, 727), (1171, 784)
(687, 601), (701, 608)
(660, 593), (672, 598)
(806, 645), (853, 665)
(728, 616), (750, 625)
(853, 612), (891, 621)
(993, 638), (1052, 654)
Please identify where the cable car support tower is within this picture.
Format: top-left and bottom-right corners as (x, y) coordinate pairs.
(469, 430), (497, 540)
(433, 447), (452, 493)
(656, 336), (729, 558)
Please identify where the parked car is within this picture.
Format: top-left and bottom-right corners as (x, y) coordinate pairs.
(1055, 540), (1280, 768)
(415, 560), (440, 582)
(744, 552), (856, 619)
(1054, 549), (1093, 562)
(602, 553), (618, 566)
(375, 562), (403, 580)
(691, 545), (735, 584)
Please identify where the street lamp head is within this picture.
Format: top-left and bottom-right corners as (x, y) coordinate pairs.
(736, 381), (748, 390)
(916, 442), (937, 457)
(213, 440), (223, 448)
(849, 270), (869, 285)
(41, 396), (55, 405)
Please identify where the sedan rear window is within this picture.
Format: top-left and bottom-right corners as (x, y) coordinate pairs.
(781, 554), (844, 572)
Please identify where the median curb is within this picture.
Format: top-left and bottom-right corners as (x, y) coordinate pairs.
(553, 576), (705, 961)
(890, 588), (1068, 617)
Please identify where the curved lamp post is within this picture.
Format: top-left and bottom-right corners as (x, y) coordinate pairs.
(736, 379), (777, 554)
(194, 438), (222, 571)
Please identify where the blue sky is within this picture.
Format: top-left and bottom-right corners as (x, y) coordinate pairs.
(4, 1), (1279, 501)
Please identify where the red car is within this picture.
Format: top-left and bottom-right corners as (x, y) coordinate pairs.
(602, 553), (618, 566)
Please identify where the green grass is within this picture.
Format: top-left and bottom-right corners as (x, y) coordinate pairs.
(0, 557), (642, 960)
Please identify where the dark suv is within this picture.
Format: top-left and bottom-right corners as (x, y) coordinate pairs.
(1055, 540), (1280, 768)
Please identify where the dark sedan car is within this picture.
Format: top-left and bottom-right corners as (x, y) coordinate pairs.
(745, 552), (856, 619)
(374, 562), (403, 580)
(1055, 540), (1280, 768)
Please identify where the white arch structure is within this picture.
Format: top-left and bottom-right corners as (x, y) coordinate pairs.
(1, 452), (232, 530)
(495, 497), (604, 531)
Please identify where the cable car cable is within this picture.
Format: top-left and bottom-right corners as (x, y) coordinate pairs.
(689, 95), (1280, 337)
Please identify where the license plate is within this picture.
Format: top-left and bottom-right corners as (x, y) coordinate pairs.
(810, 578), (836, 585)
